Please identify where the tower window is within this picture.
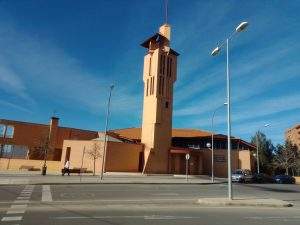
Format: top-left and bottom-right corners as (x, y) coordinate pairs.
(150, 77), (152, 95)
(159, 54), (163, 74)
(150, 77), (154, 95)
(169, 58), (172, 77)
(146, 79), (149, 96)
(165, 101), (169, 108)
(149, 56), (152, 76)
(162, 77), (165, 95)
(162, 55), (165, 75)
(158, 77), (161, 95)
(166, 58), (169, 76)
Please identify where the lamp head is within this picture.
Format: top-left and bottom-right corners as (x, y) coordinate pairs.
(235, 21), (249, 32)
(211, 47), (220, 56)
(206, 143), (212, 148)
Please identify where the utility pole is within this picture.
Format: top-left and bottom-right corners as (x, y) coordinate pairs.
(100, 84), (114, 180)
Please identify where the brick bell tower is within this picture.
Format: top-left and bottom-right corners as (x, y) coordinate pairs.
(141, 24), (179, 173)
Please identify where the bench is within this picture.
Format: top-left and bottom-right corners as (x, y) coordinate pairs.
(19, 165), (34, 171)
(19, 165), (41, 171)
(61, 168), (92, 175)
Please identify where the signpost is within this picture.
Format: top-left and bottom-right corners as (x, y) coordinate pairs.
(185, 153), (190, 182)
(80, 146), (86, 183)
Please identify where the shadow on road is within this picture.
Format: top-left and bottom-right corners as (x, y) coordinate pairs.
(242, 184), (300, 193)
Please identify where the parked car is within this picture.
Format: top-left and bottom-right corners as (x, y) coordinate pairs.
(274, 174), (296, 184)
(252, 173), (274, 183)
(231, 169), (253, 183)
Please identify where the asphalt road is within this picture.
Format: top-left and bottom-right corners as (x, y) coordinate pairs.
(0, 183), (300, 225)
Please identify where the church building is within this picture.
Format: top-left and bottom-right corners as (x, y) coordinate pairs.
(0, 23), (255, 177)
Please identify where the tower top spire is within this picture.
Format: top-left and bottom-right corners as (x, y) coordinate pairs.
(164, 0), (168, 24)
(159, 24), (171, 41)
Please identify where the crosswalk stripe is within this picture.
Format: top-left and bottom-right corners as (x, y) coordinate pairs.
(42, 185), (52, 202)
(7, 210), (26, 214)
(1, 216), (23, 221)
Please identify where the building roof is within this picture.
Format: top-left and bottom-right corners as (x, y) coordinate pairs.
(0, 118), (98, 134)
(110, 127), (256, 149)
(110, 127), (213, 140)
(140, 33), (180, 56)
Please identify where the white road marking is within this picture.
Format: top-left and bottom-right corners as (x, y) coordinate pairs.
(14, 200), (29, 204)
(17, 196), (30, 200)
(42, 185), (52, 202)
(0, 186), (34, 223)
(245, 216), (300, 220)
(7, 210), (26, 214)
(11, 204), (27, 209)
(52, 215), (202, 220)
(20, 192), (32, 195)
(151, 193), (179, 196)
(1, 216), (23, 221)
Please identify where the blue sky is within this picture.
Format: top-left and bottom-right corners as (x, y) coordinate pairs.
(0, 0), (299, 145)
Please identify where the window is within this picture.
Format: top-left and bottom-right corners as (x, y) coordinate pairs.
(162, 55), (165, 75)
(169, 58), (172, 77)
(2, 145), (13, 158)
(159, 54), (163, 74)
(215, 155), (226, 163)
(146, 79), (149, 96)
(65, 147), (71, 162)
(2, 145), (28, 159)
(162, 77), (164, 95)
(148, 56), (152, 76)
(166, 57), (169, 76)
(6, 126), (14, 138)
(158, 76), (161, 94)
(0, 125), (14, 138)
(150, 77), (154, 95)
(165, 101), (169, 108)
(0, 124), (5, 137)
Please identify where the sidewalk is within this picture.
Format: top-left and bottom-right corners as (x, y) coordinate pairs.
(0, 171), (226, 185)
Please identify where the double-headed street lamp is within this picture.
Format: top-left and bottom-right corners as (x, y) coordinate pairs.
(206, 103), (227, 183)
(211, 21), (249, 200)
(100, 84), (114, 181)
(255, 123), (270, 174)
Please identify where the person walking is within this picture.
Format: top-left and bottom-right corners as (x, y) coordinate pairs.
(62, 160), (71, 176)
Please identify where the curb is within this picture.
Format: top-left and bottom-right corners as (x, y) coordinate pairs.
(196, 198), (293, 208)
(0, 181), (226, 186)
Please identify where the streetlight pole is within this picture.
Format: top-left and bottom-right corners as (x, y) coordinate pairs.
(100, 84), (114, 180)
(209, 103), (227, 183)
(226, 37), (232, 199)
(256, 123), (270, 174)
(211, 21), (249, 200)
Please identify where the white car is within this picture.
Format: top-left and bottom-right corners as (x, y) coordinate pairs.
(231, 169), (253, 183)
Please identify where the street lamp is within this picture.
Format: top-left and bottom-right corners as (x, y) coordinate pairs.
(211, 21), (249, 200)
(206, 102), (227, 183)
(256, 123), (270, 174)
(100, 84), (114, 180)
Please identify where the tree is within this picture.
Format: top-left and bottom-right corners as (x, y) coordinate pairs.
(87, 142), (102, 176)
(273, 141), (299, 175)
(30, 132), (53, 160)
(251, 131), (275, 174)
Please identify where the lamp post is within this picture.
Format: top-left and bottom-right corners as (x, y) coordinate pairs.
(211, 21), (249, 200)
(100, 84), (114, 180)
(256, 123), (270, 174)
(207, 103), (227, 183)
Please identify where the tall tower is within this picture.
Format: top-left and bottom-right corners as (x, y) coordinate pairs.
(141, 24), (179, 173)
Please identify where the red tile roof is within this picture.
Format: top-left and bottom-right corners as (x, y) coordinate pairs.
(110, 127), (213, 140)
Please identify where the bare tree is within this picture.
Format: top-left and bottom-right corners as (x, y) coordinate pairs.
(30, 132), (53, 160)
(273, 141), (299, 175)
(87, 142), (102, 176)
